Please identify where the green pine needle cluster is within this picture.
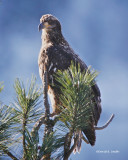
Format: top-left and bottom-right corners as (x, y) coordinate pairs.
(0, 105), (14, 152)
(54, 62), (98, 134)
(0, 62), (99, 160)
(0, 77), (65, 159)
(0, 77), (44, 159)
(13, 76), (43, 125)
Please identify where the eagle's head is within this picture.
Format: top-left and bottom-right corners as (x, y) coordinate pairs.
(38, 14), (61, 33)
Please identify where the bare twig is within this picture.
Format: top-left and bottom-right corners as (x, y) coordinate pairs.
(42, 67), (53, 160)
(43, 70), (50, 120)
(95, 114), (115, 130)
(3, 149), (18, 160)
(43, 67), (52, 136)
(31, 115), (45, 137)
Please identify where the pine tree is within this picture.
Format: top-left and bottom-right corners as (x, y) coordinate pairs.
(0, 63), (114, 160)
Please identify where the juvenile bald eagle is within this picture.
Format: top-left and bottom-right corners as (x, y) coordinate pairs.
(38, 14), (101, 146)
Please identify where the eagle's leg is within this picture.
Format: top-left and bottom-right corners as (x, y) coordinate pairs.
(48, 85), (60, 117)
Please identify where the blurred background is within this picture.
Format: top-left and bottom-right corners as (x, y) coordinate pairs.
(0, 0), (128, 159)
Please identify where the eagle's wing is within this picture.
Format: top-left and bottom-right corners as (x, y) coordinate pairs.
(70, 51), (102, 125)
(71, 52), (102, 146)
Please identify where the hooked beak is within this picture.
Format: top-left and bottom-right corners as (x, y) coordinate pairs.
(38, 22), (44, 31)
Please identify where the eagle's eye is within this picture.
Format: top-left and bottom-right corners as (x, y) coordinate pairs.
(43, 22), (56, 29)
(44, 22), (51, 28)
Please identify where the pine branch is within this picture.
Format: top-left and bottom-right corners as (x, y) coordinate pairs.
(95, 114), (115, 130)
(22, 98), (30, 159)
(0, 62), (115, 160)
(42, 67), (54, 160)
(23, 115), (27, 160)
(64, 135), (79, 160)
(3, 149), (18, 160)
(13, 76), (43, 159)
(31, 115), (45, 137)
(43, 68), (51, 134)
(43, 68), (53, 136)
(25, 128), (39, 160)
(53, 62), (114, 159)
(63, 132), (73, 160)
(0, 105), (17, 158)
(54, 62), (99, 158)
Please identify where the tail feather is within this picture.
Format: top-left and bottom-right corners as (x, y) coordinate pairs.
(83, 125), (96, 146)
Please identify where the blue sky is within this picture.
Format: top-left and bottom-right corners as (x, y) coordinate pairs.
(0, 0), (128, 159)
